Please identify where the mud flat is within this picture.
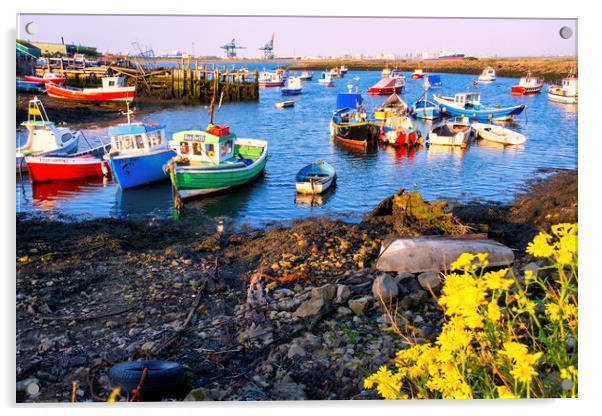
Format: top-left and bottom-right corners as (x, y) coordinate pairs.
(286, 57), (577, 81)
(16, 169), (576, 402)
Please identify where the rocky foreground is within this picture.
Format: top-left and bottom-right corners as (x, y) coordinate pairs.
(16, 169), (577, 402)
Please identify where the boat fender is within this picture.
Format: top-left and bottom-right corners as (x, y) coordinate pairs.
(208, 150), (215, 157)
(442, 107), (447, 113)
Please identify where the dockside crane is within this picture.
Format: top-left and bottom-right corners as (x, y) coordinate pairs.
(220, 39), (245, 58)
(259, 33), (275, 60)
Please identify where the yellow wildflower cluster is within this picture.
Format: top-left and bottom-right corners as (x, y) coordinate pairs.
(364, 223), (578, 400)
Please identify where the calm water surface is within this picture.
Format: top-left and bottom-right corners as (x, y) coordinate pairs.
(16, 65), (577, 224)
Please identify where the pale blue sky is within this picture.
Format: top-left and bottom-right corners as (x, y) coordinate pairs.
(18, 14), (577, 57)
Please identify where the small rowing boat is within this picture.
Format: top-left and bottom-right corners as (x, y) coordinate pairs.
(472, 122), (526, 145)
(45, 76), (135, 103)
(330, 91), (380, 148)
(275, 100), (295, 109)
(427, 118), (474, 148)
(295, 161), (336, 195)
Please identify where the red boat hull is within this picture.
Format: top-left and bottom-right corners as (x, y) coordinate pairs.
(367, 86), (404, 95)
(258, 81), (285, 87)
(23, 75), (65, 85)
(26, 157), (109, 181)
(411, 74), (424, 79)
(511, 85), (543, 95)
(45, 83), (135, 102)
(380, 131), (418, 146)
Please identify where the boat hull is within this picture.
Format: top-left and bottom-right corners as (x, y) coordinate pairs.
(434, 96), (526, 121)
(26, 156), (109, 181)
(382, 130), (419, 147)
(547, 91), (578, 104)
(511, 85), (542, 95)
(46, 83), (136, 102)
(259, 81), (284, 87)
(23, 75), (65, 85)
(330, 122), (380, 148)
(410, 74), (423, 79)
(367, 86), (403, 95)
(108, 149), (176, 189)
(281, 88), (302, 96)
(16, 138), (79, 173)
(170, 153), (267, 199)
(295, 176), (335, 195)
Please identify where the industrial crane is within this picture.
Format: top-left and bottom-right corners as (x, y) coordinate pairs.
(220, 39), (245, 58)
(259, 33), (275, 60)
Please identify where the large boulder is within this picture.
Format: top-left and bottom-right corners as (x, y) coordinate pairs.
(293, 298), (328, 318)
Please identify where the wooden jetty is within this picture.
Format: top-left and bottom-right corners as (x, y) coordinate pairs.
(34, 58), (259, 104)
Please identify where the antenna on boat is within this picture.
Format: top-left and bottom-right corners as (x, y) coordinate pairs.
(208, 69), (219, 126)
(124, 101), (134, 125)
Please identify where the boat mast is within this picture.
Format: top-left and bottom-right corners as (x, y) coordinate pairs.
(208, 69), (219, 126)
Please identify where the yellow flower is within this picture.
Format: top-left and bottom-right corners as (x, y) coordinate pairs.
(545, 302), (561, 322)
(363, 366), (407, 399)
(500, 341), (528, 362)
(511, 361), (538, 384)
(496, 385), (517, 399)
(561, 365), (578, 380)
(451, 252), (476, 271)
(487, 299), (501, 322)
(526, 232), (555, 258)
(483, 269), (513, 290)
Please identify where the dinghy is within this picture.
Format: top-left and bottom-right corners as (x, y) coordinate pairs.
(295, 161), (336, 195)
(427, 119), (474, 148)
(478, 66), (496, 82)
(433, 92), (526, 121)
(275, 100), (295, 109)
(472, 123), (526, 145)
(330, 91), (380, 148)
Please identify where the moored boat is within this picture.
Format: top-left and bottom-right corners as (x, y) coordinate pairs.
(411, 69), (424, 79)
(299, 70), (313, 81)
(547, 73), (578, 104)
(17, 79), (44, 93)
(427, 118), (474, 148)
(511, 73), (544, 95)
(339, 65), (349, 74)
(367, 77), (405, 95)
(330, 92), (380, 148)
(275, 100), (295, 109)
(381, 115), (421, 147)
(381, 67), (392, 77)
(281, 76), (303, 95)
(45, 76), (135, 103)
(428, 74), (442, 87)
(105, 109), (175, 189)
(295, 161), (336, 195)
(433, 92), (526, 121)
(318, 71), (334, 86)
(478, 66), (496, 82)
(16, 97), (80, 173)
(24, 72), (66, 85)
(373, 93), (408, 125)
(389, 69), (405, 79)
(472, 122), (526, 145)
(329, 67), (342, 78)
(258, 71), (285, 87)
(26, 143), (111, 182)
(410, 98), (440, 120)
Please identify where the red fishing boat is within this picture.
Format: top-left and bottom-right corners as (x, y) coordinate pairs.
(23, 72), (65, 85)
(45, 76), (135, 103)
(511, 73), (544, 95)
(367, 77), (405, 95)
(26, 144), (111, 182)
(411, 69), (424, 79)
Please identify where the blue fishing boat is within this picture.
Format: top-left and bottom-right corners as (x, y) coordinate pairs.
(433, 92), (526, 122)
(428, 74), (442, 87)
(105, 114), (175, 189)
(330, 91), (380, 147)
(281, 76), (303, 95)
(17, 79), (44, 93)
(295, 161), (336, 195)
(411, 98), (441, 120)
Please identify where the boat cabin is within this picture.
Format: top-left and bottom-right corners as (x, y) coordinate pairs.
(258, 71), (282, 83)
(453, 92), (481, 109)
(519, 74), (543, 87)
(336, 92), (363, 110)
(170, 128), (236, 165)
(320, 71), (332, 81)
(285, 76), (302, 90)
(20, 97), (75, 153)
(108, 123), (168, 154)
(561, 76), (578, 94)
(102, 76), (126, 89)
(481, 67), (496, 77)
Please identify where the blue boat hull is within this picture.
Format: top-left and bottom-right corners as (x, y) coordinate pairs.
(109, 149), (176, 189)
(438, 102), (525, 121)
(282, 89), (302, 96)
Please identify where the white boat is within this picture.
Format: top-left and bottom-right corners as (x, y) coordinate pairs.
(478, 67), (496, 82)
(381, 67), (392, 77)
(428, 119), (473, 148)
(299, 70), (313, 81)
(472, 122), (526, 145)
(16, 97), (80, 173)
(258, 71), (284, 87)
(547, 73), (578, 104)
(329, 67), (342, 78)
(318, 71), (334, 85)
(339, 65), (349, 74)
(295, 161), (336, 195)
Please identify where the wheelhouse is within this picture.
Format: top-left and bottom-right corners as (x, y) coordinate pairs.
(108, 124), (167, 154)
(454, 92), (481, 109)
(170, 129), (236, 164)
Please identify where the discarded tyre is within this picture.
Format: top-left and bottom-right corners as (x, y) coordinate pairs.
(108, 360), (185, 399)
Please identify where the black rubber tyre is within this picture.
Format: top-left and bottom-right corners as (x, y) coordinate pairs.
(108, 360), (185, 398)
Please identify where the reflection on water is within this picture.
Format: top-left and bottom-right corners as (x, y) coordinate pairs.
(294, 184), (336, 208)
(16, 67), (577, 225)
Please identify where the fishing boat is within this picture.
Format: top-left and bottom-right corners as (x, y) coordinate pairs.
(329, 67), (342, 78)
(295, 161), (336, 195)
(165, 73), (268, 201)
(25, 143), (111, 182)
(410, 77), (441, 120)
(330, 91), (380, 148)
(281, 76), (303, 95)
(428, 74), (442, 87)
(511, 73), (544, 95)
(275, 100), (295, 109)
(433, 92), (526, 121)
(411, 69), (424, 79)
(16, 97), (80, 173)
(23, 72), (66, 85)
(389, 69), (405, 79)
(340, 65), (349, 74)
(427, 118), (474, 148)
(547, 73), (578, 104)
(478, 67), (496, 82)
(45, 76), (135, 103)
(381, 115), (420, 147)
(299, 70), (313, 81)
(105, 107), (175, 189)
(318, 71), (334, 86)
(374, 94), (408, 121)
(367, 77), (405, 95)
(17, 79), (44, 93)
(381, 67), (392, 77)
(258, 71), (285, 87)
(472, 122), (527, 145)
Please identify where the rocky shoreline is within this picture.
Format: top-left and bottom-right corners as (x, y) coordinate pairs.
(15, 169), (577, 402)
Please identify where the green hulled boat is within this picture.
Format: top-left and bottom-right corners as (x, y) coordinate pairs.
(166, 127), (268, 200)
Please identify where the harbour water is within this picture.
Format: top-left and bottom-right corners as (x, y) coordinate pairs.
(16, 66), (577, 225)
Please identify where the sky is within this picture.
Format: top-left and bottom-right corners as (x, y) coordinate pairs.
(17, 14), (577, 58)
